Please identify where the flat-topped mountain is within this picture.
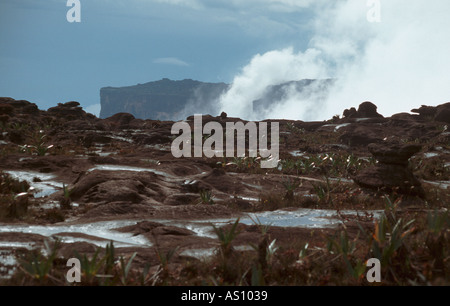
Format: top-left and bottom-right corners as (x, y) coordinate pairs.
(100, 78), (229, 120)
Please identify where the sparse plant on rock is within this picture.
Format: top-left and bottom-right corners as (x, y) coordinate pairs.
(19, 130), (53, 156)
(198, 189), (214, 205)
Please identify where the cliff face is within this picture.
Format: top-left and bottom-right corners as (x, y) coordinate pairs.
(100, 78), (229, 120)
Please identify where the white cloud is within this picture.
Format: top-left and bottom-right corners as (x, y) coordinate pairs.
(219, 0), (450, 120)
(218, 47), (329, 120)
(151, 0), (203, 10)
(84, 103), (101, 117)
(153, 57), (190, 66)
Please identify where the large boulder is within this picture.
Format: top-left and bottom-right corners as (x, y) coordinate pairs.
(434, 107), (450, 124)
(47, 101), (87, 120)
(411, 105), (437, 118)
(357, 101), (384, 118)
(411, 102), (450, 124)
(343, 101), (384, 119)
(354, 142), (424, 197)
(368, 143), (421, 165)
(69, 170), (165, 204)
(339, 125), (384, 147)
(104, 112), (135, 128)
(0, 98), (40, 116)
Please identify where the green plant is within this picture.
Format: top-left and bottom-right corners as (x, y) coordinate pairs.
(212, 218), (241, 259)
(311, 176), (332, 204)
(265, 239), (279, 266)
(73, 241), (117, 284)
(251, 263), (265, 286)
(138, 263), (154, 286)
(371, 214), (415, 268)
(285, 122), (304, 135)
(225, 156), (261, 172)
(298, 242), (309, 259)
(327, 231), (366, 280)
(155, 246), (179, 273)
(199, 189), (214, 205)
(103, 241), (116, 276)
(279, 159), (296, 173)
(249, 215), (270, 235)
(18, 238), (61, 283)
(296, 158), (317, 174)
(119, 252), (137, 285)
(425, 209), (449, 272)
(19, 130), (53, 156)
(281, 176), (302, 201)
(60, 183), (72, 210)
(75, 248), (106, 284)
(427, 209), (449, 234)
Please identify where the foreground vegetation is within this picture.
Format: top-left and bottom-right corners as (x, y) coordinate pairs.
(1, 194), (448, 286)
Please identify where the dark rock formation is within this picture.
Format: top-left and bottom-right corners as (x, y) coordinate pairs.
(0, 98), (40, 117)
(434, 106), (450, 124)
(47, 101), (94, 121)
(104, 112), (136, 129)
(368, 143), (421, 165)
(357, 102), (384, 118)
(69, 170), (165, 204)
(343, 101), (384, 119)
(343, 107), (357, 118)
(411, 105), (437, 118)
(411, 102), (450, 124)
(354, 142), (424, 196)
(100, 78), (229, 120)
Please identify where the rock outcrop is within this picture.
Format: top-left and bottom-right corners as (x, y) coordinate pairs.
(354, 142), (424, 197)
(47, 101), (95, 121)
(411, 102), (450, 124)
(343, 101), (384, 119)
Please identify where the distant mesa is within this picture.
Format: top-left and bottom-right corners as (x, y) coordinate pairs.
(100, 78), (229, 120)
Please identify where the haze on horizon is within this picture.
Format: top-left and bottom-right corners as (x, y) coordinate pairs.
(1, 0), (449, 121)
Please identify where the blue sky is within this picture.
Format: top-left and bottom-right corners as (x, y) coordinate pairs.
(0, 0), (315, 115)
(1, 1), (450, 120)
